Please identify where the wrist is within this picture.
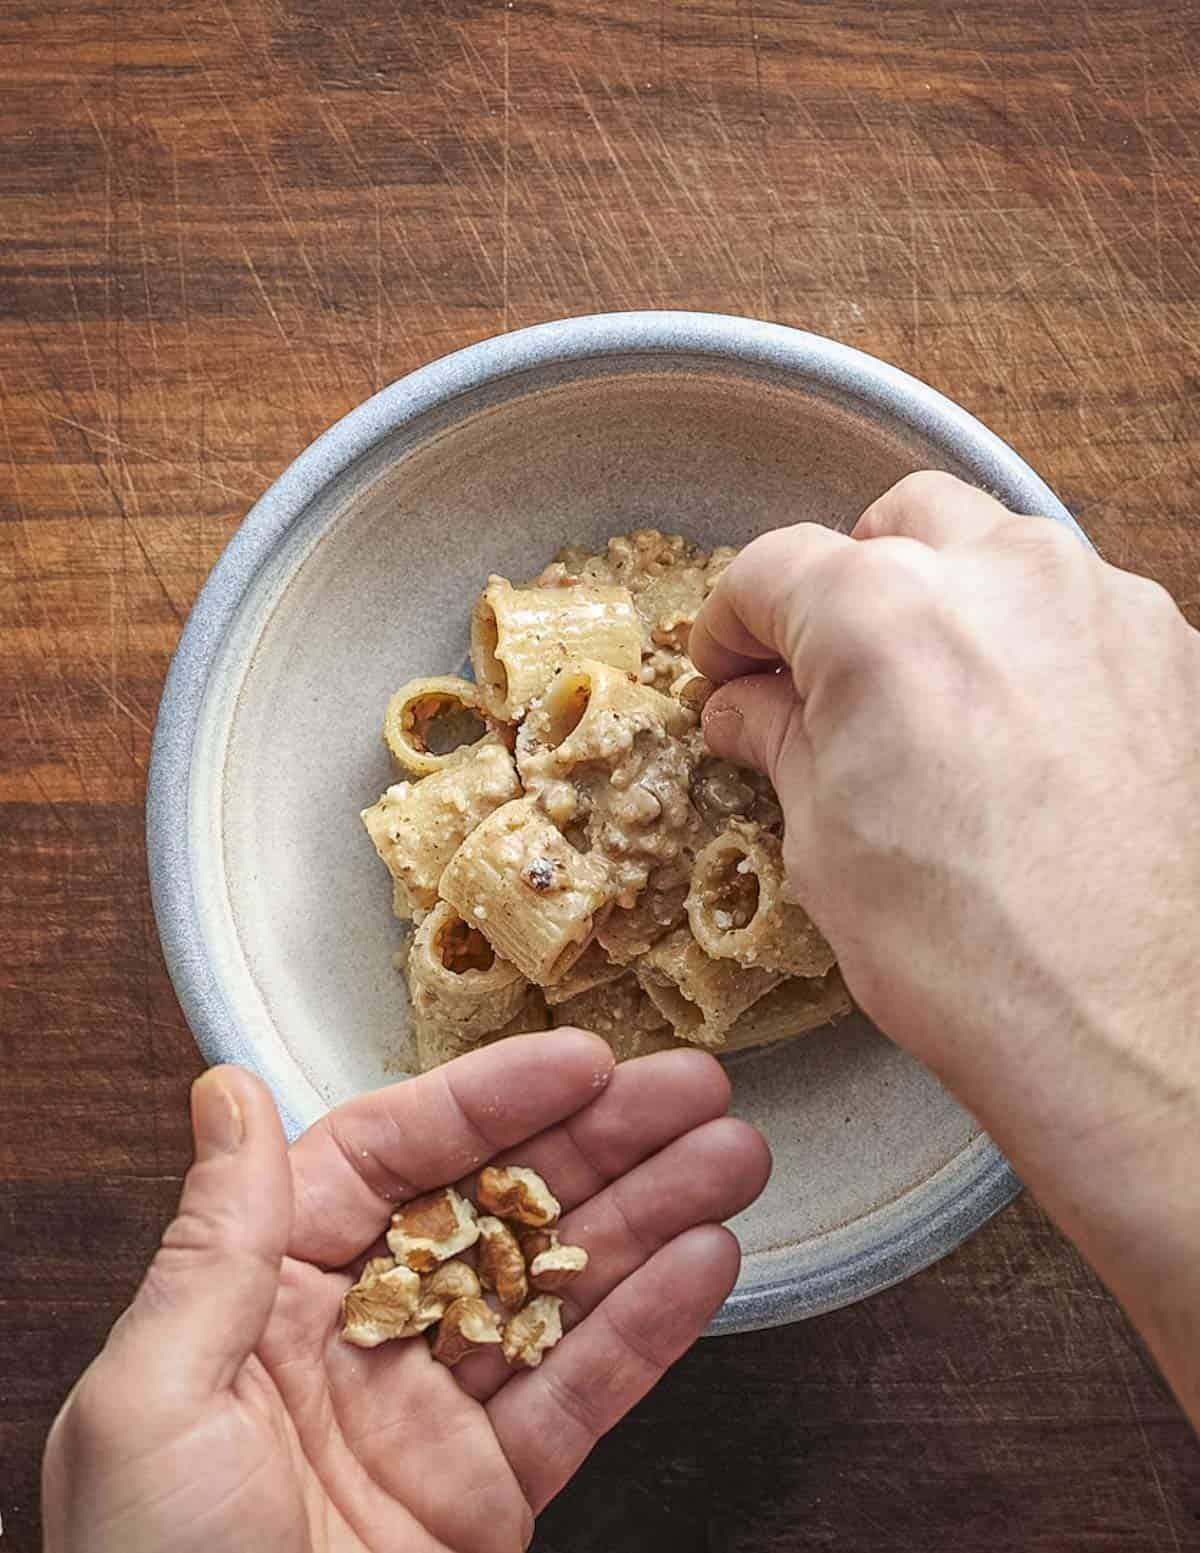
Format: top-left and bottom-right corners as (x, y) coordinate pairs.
(930, 989), (1200, 1426)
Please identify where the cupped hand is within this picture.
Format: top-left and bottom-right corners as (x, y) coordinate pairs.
(690, 471), (1200, 1423)
(43, 1034), (770, 1552)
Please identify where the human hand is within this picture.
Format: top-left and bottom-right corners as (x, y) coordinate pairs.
(42, 1034), (769, 1552)
(691, 472), (1200, 1419)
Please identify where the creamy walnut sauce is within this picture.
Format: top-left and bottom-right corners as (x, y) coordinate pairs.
(516, 672), (702, 905)
(512, 531), (774, 911)
(364, 526), (847, 1072)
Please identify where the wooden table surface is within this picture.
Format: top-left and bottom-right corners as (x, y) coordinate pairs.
(2, 0), (1198, 1547)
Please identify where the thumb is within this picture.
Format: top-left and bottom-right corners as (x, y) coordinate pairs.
(108, 1065), (293, 1398)
(701, 670), (810, 791)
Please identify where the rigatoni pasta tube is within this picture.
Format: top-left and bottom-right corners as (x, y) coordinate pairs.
(439, 797), (617, 984)
(595, 866), (688, 964)
(361, 743), (521, 917)
(518, 660), (701, 895)
(635, 926), (779, 1047)
(541, 939), (624, 1006)
(519, 658), (693, 773)
(712, 970), (852, 1055)
(415, 986), (550, 1073)
(407, 901), (528, 1041)
(383, 675), (490, 778)
(686, 822), (836, 978)
(470, 578), (641, 719)
(553, 972), (684, 1063)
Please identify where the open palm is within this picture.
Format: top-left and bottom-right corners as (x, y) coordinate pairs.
(43, 1031), (769, 1552)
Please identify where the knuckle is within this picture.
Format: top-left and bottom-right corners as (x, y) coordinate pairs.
(1116, 568), (1180, 621)
(159, 1202), (232, 1259)
(893, 468), (963, 508)
(817, 541), (937, 666)
(738, 526), (797, 576)
(541, 1354), (612, 1441)
(996, 514), (1084, 572)
(860, 470), (961, 537)
(759, 693), (805, 783)
(137, 1205), (273, 1314)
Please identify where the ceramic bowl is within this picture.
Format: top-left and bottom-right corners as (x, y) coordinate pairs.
(148, 311), (1084, 1332)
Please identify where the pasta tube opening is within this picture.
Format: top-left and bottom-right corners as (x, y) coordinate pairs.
(539, 667), (592, 749)
(408, 901), (528, 1043)
(408, 696), (486, 758)
(706, 850), (760, 934)
(439, 797), (618, 985)
(470, 577), (641, 720)
(433, 913), (497, 975)
(384, 675), (489, 778)
(687, 823), (836, 978)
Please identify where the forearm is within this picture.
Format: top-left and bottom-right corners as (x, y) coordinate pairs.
(986, 1057), (1200, 1425)
(889, 958), (1200, 1425)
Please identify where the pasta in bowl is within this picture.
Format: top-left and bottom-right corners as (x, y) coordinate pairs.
(361, 530), (852, 1074)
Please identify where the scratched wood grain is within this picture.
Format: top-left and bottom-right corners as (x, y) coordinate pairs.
(1, 0), (1198, 1548)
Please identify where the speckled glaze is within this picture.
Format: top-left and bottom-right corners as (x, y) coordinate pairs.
(148, 312), (1084, 1333)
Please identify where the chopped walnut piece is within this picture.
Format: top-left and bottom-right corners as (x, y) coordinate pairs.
(511, 1225), (589, 1290)
(431, 1296), (504, 1367)
(387, 1187), (480, 1272)
(401, 1259), (486, 1336)
(477, 1216), (530, 1310)
(530, 1240), (589, 1292)
(476, 1164), (561, 1227)
(671, 670), (716, 712)
(502, 1294), (564, 1368)
(340, 1256), (422, 1348)
(514, 1225), (556, 1264)
(422, 1260), (482, 1303)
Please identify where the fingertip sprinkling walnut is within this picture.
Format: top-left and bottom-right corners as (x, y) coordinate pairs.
(476, 1216), (529, 1311)
(529, 1240), (588, 1292)
(387, 1187), (480, 1272)
(476, 1165), (561, 1227)
(431, 1296), (504, 1367)
(502, 1294), (564, 1368)
(341, 1257), (422, 1348)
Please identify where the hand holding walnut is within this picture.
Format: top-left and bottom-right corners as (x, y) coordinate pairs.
(42, 1032), (770, 1552)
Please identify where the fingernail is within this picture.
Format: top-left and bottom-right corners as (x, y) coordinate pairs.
(192, 1070), (245, 1158)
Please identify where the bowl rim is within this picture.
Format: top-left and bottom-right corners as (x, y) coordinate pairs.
(148, 309), (1077, 1325)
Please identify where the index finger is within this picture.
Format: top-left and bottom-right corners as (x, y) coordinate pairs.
(287, 1030), (613, 1266)
(689, 523), (853, 684)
